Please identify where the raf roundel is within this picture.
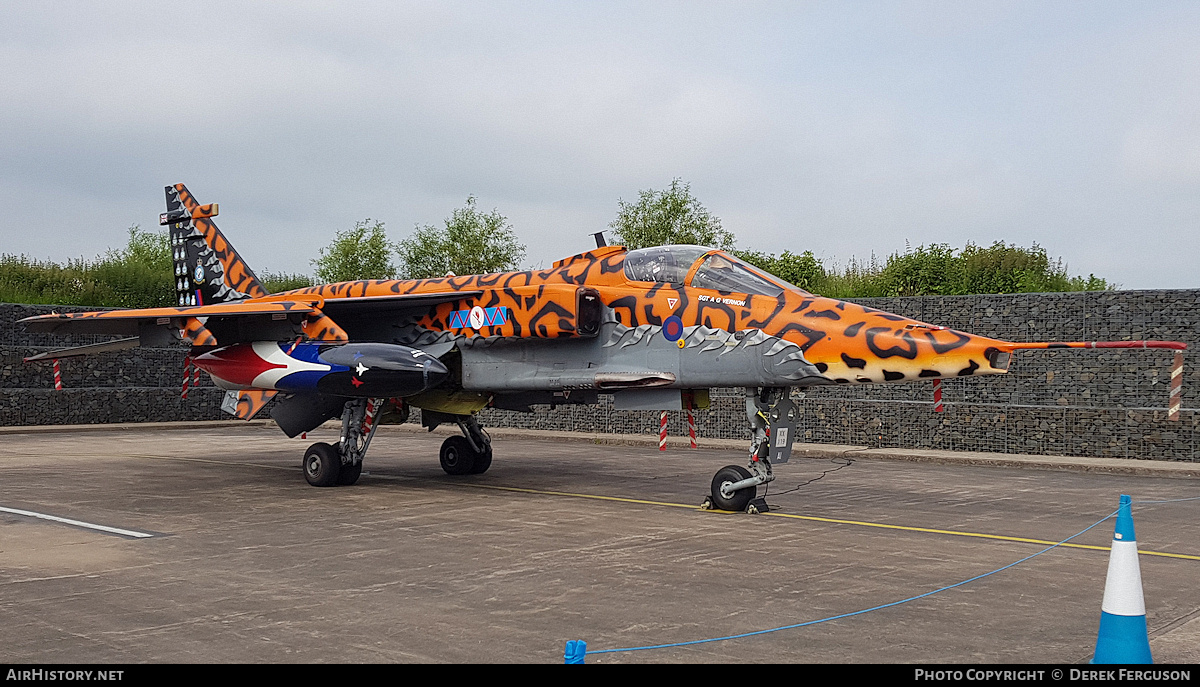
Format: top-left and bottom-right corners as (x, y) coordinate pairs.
(662, 315), (684, 342)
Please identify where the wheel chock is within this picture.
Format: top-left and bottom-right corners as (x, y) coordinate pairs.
(747, 497), (770, 514)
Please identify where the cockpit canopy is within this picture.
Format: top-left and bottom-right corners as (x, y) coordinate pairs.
(622, 245), (802, 296)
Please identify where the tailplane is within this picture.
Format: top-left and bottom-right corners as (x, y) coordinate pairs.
(163, 184), (267, 305)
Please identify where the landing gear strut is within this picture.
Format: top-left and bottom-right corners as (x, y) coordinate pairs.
(439, 415), (492, 475)
(303, 397), (383, 487)
(703, 387), (791, 512)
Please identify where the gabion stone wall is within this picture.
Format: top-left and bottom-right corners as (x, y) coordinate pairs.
(1, 304), (224, 427)
(3, 292), (1198, 461)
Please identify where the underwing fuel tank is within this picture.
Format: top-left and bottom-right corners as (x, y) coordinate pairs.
(193, 341), (448, 397)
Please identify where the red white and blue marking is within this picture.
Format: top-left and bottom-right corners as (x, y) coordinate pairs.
(195, 341), (347, 392)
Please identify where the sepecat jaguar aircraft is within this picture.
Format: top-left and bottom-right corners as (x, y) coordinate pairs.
(20, 184), (1187, 511)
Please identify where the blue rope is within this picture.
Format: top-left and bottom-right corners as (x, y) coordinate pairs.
(583, 506), (1122, 656)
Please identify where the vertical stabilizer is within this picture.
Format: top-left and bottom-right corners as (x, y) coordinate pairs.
(163, 184), (267, 305)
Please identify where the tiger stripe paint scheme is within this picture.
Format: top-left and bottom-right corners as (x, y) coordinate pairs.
(20, 184), (1189, 498)
(278, 245), (1018, 387)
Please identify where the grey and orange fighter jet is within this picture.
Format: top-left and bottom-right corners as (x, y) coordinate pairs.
(21, 185), (1186, 511)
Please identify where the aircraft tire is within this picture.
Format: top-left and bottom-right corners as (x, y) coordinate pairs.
(469, 446), (492, 474)
(710, 465), (755, 512)
(439, 436), (476, 475)
(304, 442), (342, 487)
(337, 460), (362, 486)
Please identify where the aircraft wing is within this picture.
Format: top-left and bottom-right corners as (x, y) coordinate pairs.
(19, 291), (482, 337)
(19, 301), (322, 336)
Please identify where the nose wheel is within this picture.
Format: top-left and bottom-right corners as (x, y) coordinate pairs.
(709, 465), (755, 511)
(702, 387), (789, 512)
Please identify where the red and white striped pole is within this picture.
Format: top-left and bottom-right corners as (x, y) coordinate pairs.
(192, 362), (202, 392)
(1169, 352), (1183, 422)
(181, 356), (192, 399)
(687, 407), (697, 449)
(361, 398), (380, 434)
(932, 379), (943, 413)
(52, 359), (62, 390)
(658, 410), (668, 451)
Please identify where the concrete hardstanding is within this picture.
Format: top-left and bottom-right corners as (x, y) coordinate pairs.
(0, 425), (1197, 663)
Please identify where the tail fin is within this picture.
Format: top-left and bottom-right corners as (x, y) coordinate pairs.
(163, 184), (267, 305)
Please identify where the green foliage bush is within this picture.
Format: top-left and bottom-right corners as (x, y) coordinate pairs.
(0, 226), (174, 307)
(737, 241), (1114, 297)
(260, 272), (316, 293)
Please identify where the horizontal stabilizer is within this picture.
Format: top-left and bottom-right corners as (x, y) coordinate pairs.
(23, 337), (140, 362)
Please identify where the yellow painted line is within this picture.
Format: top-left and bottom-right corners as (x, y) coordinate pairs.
(460, 483), (1200, 561)
(763, 512), (1200, 561)
(130, 453), (1200, 561)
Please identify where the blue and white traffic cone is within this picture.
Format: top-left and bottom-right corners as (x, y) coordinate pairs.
(1091, 494), (1152, 664)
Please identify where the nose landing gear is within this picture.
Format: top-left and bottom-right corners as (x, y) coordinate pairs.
(702, 387), (795, 512)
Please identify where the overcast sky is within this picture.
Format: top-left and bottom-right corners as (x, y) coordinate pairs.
(2, 1), (1198, 289)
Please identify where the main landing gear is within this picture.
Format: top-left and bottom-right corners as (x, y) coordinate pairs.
(703, 387), (791, 513)
(438, 415), (493, 476)
(304, 397), (382, 487)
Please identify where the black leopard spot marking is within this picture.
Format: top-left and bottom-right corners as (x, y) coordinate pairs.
(844, 321), (865, 337)
(805, 309), (841, 320)
(918, 369), (942, 378)
(882, 370), (905, 381)
(814, 362), (828, 373)
(958, 360), (980, 376)
(865, 327), (918, 359)
(841, 352), (867, 369)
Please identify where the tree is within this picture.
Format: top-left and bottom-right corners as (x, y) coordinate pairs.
(312, 220), (397, 283)
(397, 197), (526, 279)
(610, 178), (735, 251)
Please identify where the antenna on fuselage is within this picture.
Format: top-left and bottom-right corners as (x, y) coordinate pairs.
(591, 231), (607, 248)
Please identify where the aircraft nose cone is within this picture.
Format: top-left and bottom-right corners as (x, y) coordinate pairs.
(422, 355), (449, 390)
